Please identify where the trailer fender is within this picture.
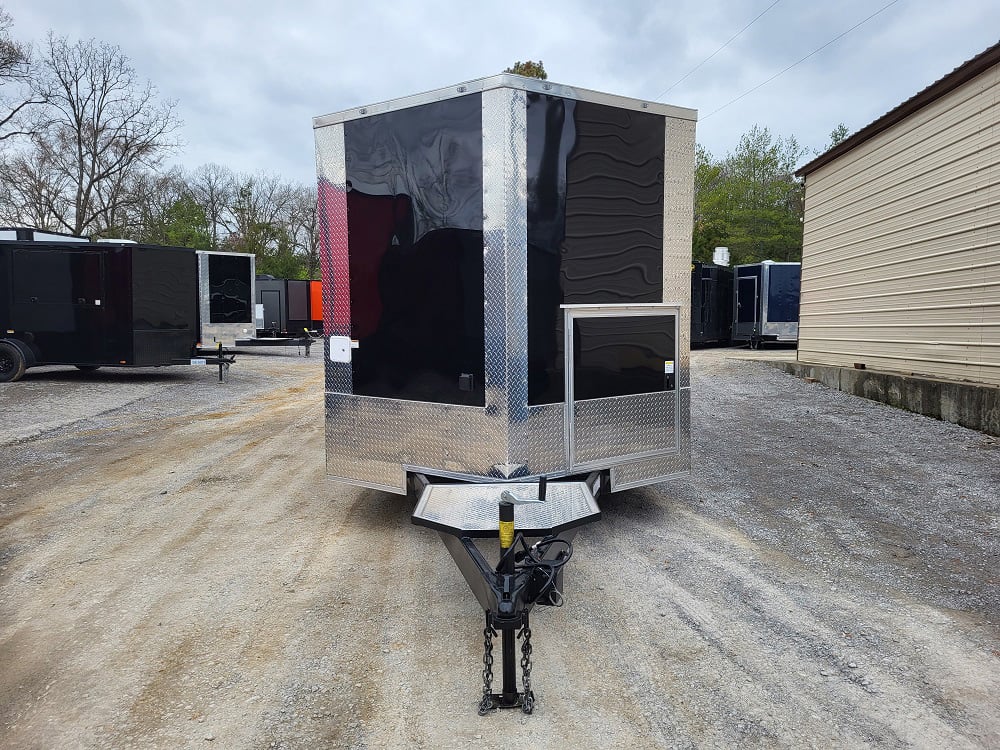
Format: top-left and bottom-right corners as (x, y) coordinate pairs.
(0, 337), (37, 366)
(0, 338), (33, 382)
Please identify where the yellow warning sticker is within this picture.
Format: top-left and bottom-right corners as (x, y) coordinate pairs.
(499, 520), (514, 548)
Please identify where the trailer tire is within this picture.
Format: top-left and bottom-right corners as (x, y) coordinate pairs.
(0, 341), (27, 383)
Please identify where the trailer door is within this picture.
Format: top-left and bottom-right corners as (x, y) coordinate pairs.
(564, 306), (679, 471)
(734, 276), (758, 340)
(11, 247), (108, 364)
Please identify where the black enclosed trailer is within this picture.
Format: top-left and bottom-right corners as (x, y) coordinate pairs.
(691, 261), (733, 345)
(314, 75), (696, 713)
(0, 240), (201, 382)
(196, 250), (256, 347)
(732, 261), (801, 348)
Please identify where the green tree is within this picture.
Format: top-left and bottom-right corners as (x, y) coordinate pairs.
(505, 60), (547, 79)
(693, 125), (807, 265)
(692, 145), (726, 263)
(160, 194), (211, 249)
(226, 223), (305, 279)
(826, 122), (850, 150)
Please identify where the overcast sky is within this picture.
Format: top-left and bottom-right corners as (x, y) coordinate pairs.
(5, 0), (999, 186)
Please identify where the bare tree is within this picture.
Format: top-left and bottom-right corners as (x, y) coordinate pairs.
(286, 185), (319, 278)
(28, 33), (182, 235)
(222, 171), (293, 243)
(0, 7), (43, 143)
(0, 148), (70, 229)
(187, 163), (234, 249)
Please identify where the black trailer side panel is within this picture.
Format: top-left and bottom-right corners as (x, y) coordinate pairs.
(131, 246), (199, 365)
(286, 279), (311, 332)
(7, 245), (115, 364)
(344, 94), (486, 407)
(209, 253), (253, 324)
(766, 263), (801, 323)
(1, 241), (198, 369)
(526, 93), (666, 405)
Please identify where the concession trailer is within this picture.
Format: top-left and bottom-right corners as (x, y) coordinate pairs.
(313, 75), (696, 713)
(732, 260), (801, 348)
(0, 240), (202, 382)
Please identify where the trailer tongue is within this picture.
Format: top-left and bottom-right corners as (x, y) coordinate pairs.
(412, 474), (601, 712)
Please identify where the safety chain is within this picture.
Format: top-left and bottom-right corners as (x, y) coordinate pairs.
(478, 620), (497, 715)
(518, 623), (534, 714)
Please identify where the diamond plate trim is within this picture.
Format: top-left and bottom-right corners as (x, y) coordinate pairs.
(609, 387), (690, 490)
(573, 391), (677, 466)
(482, 86), (526, 464)
(519, 404), (566, 475)
(664, 117), (695, 392)
(315, 123), (352, 394)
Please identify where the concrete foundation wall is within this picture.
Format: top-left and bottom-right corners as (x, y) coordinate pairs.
(769, 360), (1000, 436)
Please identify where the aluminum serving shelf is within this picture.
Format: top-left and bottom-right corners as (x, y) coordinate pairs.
(412, 482), (601, 538)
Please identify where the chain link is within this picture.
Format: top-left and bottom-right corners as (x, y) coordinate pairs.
(478, 620), (497, 715)
(518, 623), (534, 714)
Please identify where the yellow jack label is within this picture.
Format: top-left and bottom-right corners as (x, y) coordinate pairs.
(499, 520), (514, 549)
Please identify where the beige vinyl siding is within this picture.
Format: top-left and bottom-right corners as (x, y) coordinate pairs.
(798, 62), (1000, 385)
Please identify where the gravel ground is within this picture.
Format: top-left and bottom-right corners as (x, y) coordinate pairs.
(0, 347), (997, 749)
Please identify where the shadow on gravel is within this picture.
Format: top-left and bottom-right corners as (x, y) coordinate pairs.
(598, 485), (682, 527)
(20, 368), (198, 384)
(344, 489), (414, 533)
(229, 349), (315, 358)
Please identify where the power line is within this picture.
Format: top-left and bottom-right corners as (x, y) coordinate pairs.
(701, 0), (901, 120)
(656, 0), (784, 100)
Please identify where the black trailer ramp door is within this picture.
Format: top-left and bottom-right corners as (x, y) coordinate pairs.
(565, 306), (679, 471)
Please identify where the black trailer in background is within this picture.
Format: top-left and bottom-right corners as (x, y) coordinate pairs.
(0, 226), (85, 242)
(0, 240), (204, 381)
(197, 250), (256, 348)
(732, 261), (801, 348)
(691, 261), (734, 345)
(233, 276), (319, 356)
(255, 276), (321, 336)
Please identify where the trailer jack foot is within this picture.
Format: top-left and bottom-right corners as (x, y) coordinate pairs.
(478, 616), (535, 715)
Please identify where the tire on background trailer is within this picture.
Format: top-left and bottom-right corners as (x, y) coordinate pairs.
(0, 340), (27, 382)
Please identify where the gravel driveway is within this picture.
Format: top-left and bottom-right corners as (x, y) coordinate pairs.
(0, 348), (997, 749)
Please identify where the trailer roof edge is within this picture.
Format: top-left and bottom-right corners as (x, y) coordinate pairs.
(312, 74), (698, 128)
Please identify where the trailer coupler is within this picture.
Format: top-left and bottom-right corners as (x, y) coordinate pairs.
(411, 474), (602, 715)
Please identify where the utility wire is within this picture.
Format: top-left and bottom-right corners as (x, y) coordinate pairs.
(656, 0), (783, 100)
(701, 0), (901, 120)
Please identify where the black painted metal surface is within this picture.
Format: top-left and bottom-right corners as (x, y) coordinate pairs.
(691, 262), (734, 345)
(572, 314), (676, 401)
(208, 253), (253, 324)
(0, 241), (198, 368)
(526, 93), (666, 405)
(344, 94), (486, 406)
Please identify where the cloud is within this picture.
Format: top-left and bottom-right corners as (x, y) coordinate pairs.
(5, 0), (999, 181)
